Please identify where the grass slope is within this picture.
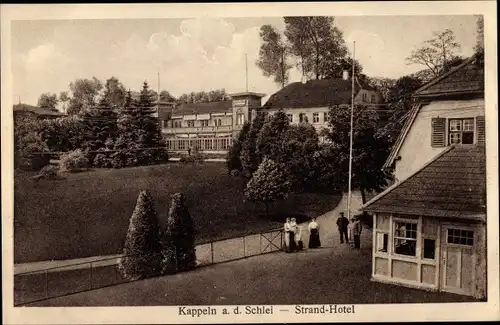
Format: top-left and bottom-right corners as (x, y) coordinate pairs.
(15, 163), (340, 263)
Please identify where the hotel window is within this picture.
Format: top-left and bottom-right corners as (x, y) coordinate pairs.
(187, 120), (195, 128)
(449, 118), (474, 145)
(313, 113), (320, 123)
(447, 229), (474, 246)
(393, 221), (417, 257)
(371, 94), (376, 103)
(362, 93), (368, 102)
(174, 120), (182, 128)
(376, 233), (389, 253)
(423, 238), (436, 259)
(237, 113), (245, 125)
(299, 113), (307, 123)
(287, 114), (293, 123)
(215, 119), (222, 126)
(201, 120), (209, 127)
(324, 112), (329, 124)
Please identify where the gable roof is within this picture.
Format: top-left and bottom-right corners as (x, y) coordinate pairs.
(383, 56), (485, 169)
(173, 100), (232, 116)
(262, 77), (373, 109)
(13, 103), (64, 117)
(363, 145), (486, 220)
(413, 57), (484, 97)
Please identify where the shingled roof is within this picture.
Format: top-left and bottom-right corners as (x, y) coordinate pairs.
(363, 145), (486, 220)
(173, 100), (233, 116)
(413, 56), (484, 97)
(262, 77), (373, 109)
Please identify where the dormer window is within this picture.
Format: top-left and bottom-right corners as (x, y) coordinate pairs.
(449, 118), (474, 145)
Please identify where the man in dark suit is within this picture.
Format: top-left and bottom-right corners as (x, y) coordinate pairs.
(336, 212), (349, 244)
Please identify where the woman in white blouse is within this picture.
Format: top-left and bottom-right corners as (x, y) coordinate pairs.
(284, 218), (292, 252)
(308, 217), (321, 249)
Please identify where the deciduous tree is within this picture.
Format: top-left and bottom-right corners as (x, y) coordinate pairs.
(256, 25), (292, 88)
(67, 77), (103, 115)
(240, 111), (267, 177)
(37, 93), (59, 112)
(226, 121), (251, 174)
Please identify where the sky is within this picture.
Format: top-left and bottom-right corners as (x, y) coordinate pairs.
(11, 15), (479, 107)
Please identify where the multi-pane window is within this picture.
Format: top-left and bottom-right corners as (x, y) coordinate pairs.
(447, 229), (474, 246)
(237, 113), (245, 125)
(187, 120), (195, 128)
(287, 114), (293, 123)
(313, 113), (320, 123)
(299, 113), (307, 123)
(324, 112), (329, 124)
(173, 120), (182, 128)
(201, 120), (209, 127)
(393, 221), (417, 256)
(449, 118), (474, 145)
(371, 94), (376, 103)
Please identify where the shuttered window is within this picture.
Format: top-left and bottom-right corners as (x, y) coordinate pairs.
(431, 117), (446, 147)
(476, 115), (485, 145)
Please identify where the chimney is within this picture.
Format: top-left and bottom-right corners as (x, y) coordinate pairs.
(342, 70), (349, 80)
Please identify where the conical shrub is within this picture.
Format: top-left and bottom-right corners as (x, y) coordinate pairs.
(118, 190), (163, 280)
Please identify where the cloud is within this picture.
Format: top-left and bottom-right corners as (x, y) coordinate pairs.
(22, 43), (72, 73)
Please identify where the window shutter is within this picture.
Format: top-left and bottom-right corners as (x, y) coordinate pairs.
(431, 117), (446, 147)
(476, 115), (485, 145)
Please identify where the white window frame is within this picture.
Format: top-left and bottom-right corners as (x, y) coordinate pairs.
(323, 112), (328, 124)
(448, 118), (475, 145)
(313, 112), (320, 124)
(446, 228), (474, 247)
(393, 219), (418, 259)
(287, 114), (293, 123)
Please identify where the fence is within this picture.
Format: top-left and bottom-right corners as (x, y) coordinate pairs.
(14, 228), (284, 306)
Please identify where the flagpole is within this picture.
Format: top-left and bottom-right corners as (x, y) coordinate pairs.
(245, 53), (248, 92)
(347, 41), (356, 224)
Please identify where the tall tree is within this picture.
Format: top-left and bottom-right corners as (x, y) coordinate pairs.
(103, 77), (127, 109)
(323, 56), (363, 79)
(256, 109), (290, 160)
(405, 29), (461, 79)
(67, 77), (103, 115)
(112, 91), (140, 168)
(159, 90), (176, 102)
(284, 16), (348, 80)
(240, 111), (267, 178)
(226, 121), (251, 174)
(118, 190), (163, 280)
(319, 104), (392, 203)
(37, 93), (59, 112)
(474, 15), (484, 55)
(256, 25), (292, 88)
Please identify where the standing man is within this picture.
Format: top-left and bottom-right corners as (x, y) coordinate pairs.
(336, 212), (349, 244)
(352, 216), (363, 249)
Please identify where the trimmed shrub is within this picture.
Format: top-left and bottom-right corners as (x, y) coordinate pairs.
(161, 193), (196, 273)
(118, 190), (163, 280)
(39, 165), (58, 179)
(59, 149), (89, 172)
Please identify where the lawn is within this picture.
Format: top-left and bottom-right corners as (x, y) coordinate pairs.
(14, 162), (341, 263)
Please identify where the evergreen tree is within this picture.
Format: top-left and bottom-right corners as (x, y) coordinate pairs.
(226, 121), (251, 174)
(135, 82), (168, 165)
(256, 109), (290, 162)
(118, 190), (163, 280)
(81, 96), (117, 164)
(244, 158), (292, 216)
(240, 111), (267, 178)
(161, 193), (196, 273)
(112, 91), (140, 168)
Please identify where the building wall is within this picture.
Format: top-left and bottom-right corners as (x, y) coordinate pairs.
(394, 99), (485, 182)
(372, 212), (486, 298)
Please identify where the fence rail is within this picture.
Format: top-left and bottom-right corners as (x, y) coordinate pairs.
(14, 228), (284, 306)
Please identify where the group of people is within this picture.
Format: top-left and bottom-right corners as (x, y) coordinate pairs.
(283, 212), (363, 252)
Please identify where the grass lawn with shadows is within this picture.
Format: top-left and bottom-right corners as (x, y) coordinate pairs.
(14, 162), (341, 263)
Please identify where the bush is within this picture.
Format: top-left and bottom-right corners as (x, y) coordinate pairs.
(59, 149), (89, 172)
(93, 148), (114, 168)
(179, 153), (204, 165)
(230, 169), (240, 177)
(161, 193), (196, 273)
(39, 165), (58, 179)
(118, 190), (163, 280)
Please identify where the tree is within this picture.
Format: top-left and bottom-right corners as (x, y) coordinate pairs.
(320, 104), (393, 203)
(177, 89), (229, 103)
(256, 109), (290, 161)
(284, 16), (348, 80)
(161, 193), (196, 273)
(240, 110), (267, 177)
(226, 121), (251, 174)
(256, 25), (292, 88)
(102, 77), (127, 109)
(67, 77), (103, 115)
(113, 91), (140, 168)
(118, 190), (163, 280)
(405, 29), (461, 78)
(14, 115), (50, 171)
(59, 91), (70, 114)
(80, 96), (117, 164)
(135, 82), (168, 165)
(474, 15), (484, 55)
(37, 93), (59, 112)
(244, 158), (292, 216)
(159, 90), (176, 102)
(323, 56), (364, 80)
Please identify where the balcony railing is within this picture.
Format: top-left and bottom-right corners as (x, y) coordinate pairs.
(163, 125), (232, 134)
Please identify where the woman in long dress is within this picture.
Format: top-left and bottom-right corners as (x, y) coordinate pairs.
(308, 217), (321, 248)
(295, 225), (304, 251)
(289, 218), (298, 252)
(284, 218), (292, 253)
